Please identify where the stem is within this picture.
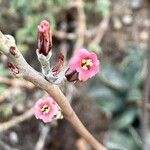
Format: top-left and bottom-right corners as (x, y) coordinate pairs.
(36, 49), (51, 76)
(0, 31), (107, 150)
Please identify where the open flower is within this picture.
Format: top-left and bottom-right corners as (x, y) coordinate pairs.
(34, 97), (60, 123)
(69, 49), (100, 81)
(38, 20), (52, 56)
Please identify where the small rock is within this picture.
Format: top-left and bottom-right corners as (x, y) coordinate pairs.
(122, 15), (133, 26)
(140, 31), (149, 41)
(9, 132), (18, 144)
(130, 0), (142, 10)
(143, 19), (150, 28)
(15, 103), (25, 113)
(112, 17), (122, 30)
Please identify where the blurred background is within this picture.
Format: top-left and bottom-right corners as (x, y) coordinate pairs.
(0, 0), (150, 150)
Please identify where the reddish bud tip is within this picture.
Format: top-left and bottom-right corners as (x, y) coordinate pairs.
(65, 69), (79, 82)
(38, 20), (52, 56)
(52, 52), (64, 76)
(7, 62), (19, 74)
(9, 46), (17, 56)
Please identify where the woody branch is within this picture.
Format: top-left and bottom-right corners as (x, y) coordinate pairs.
(0, 31), (106, 150)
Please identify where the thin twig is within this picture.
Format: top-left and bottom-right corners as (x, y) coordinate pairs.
(73, 0), (86, 50)
(0, 77), (34, 89)
(0, 107), (34, 132)
(53, 31), (76, 40)
(0, 140), (18, 150)
(76, 138), (91, 150)
(0, 88), (13, 103)
(0, 87), (22, 103)
(91, 17), (110, 44)
(141, 42), (150, 150)
(140, 5), (150, 149)
(34, 125), (50, 150)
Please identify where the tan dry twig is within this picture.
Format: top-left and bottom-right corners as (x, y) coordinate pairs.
(0, 107), (34, 132)
(0, 140), (18, 150)
(91, 17), (110, 44)
(0, 77), (34, 89)
(72, 0), (86, 50)
(34, 125), (50, 150)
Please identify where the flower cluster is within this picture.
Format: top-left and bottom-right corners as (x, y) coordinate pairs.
(34, 20), (100, 123)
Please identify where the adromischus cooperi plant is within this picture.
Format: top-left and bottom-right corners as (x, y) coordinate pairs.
(34, 20), (100, 123)
(0, 19), (106, 150)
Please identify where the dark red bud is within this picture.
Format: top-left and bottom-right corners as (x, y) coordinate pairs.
(65, 69), (79, 82)
(38, 20), (52, 56)
(7, 62), (19, 74)
(52, 52), (64, 76)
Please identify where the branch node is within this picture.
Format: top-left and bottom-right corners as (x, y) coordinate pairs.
(9, 46), (19, 57)
(7, 62), (19, 74)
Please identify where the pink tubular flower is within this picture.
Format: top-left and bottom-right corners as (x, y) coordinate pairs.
(69, 49), (100, 81)
(34, 97), (59, 123)
(38, 20), (52, 56)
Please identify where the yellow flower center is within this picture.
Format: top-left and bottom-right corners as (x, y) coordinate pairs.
(41, 104), (50, 115)
(81, 59), (93, 70)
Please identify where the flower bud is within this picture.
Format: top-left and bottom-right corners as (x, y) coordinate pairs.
(38, 20), (52, 56)
(52, 52), (64, 76)
(7, 62), (19, 74)
(65, 69), (79, 82)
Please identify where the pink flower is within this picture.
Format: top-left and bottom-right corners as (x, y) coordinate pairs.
(34, 97), (59, 123)
(38, 20), (52, 56)
(69, 49), (100, 81)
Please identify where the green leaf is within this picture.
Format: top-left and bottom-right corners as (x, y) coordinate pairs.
(128, 126), (142, 149)
(120, 47), (145, 83)
(0, 86), (7, 94)
(0, 103), (13, 118)
(0, 64), (9, 77)
(106, 130), (140, 150)
(126, 87), (142, 102)
(89, 86), (122, 113)
(95, 0), (110, 17)
(99, 65), (128, 92)
(110, 110), (137, 129)
(88, 42), (102, 54)
(11, 0), (27, 9)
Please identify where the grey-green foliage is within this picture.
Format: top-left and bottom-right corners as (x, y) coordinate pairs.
(85, 0), (110, 17)
(88, 42), (102, 54)
(106, 130), (141, 150)
(0, 62), (26, 118)
(0, 0), (66, 53)
(0, 64), (9, 77)
(89, 86), (122, 113)
(0, 103), (13, 117)
(95, 0), (110, 17)
(88, 46), (145, 150)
